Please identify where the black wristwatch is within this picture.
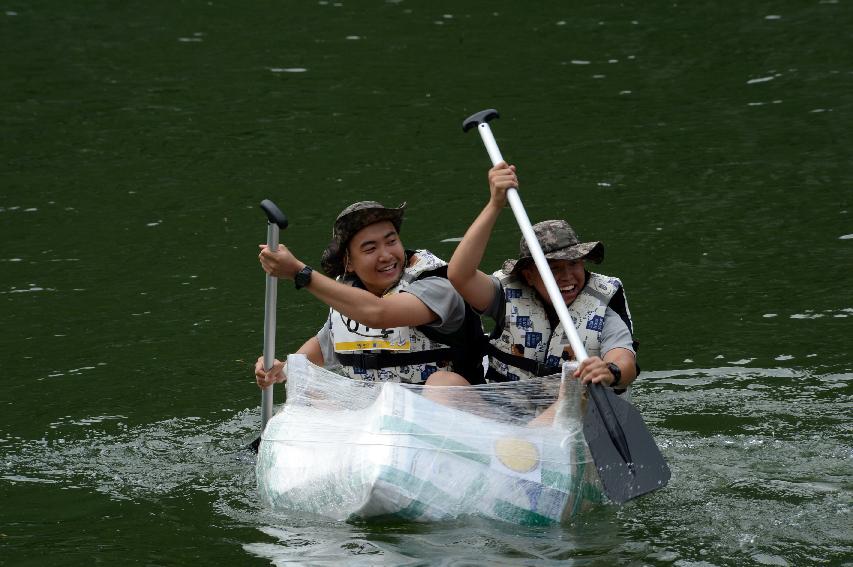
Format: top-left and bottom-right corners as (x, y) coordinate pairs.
(606, 362), (622, 388)
(294, 265), (313, 290)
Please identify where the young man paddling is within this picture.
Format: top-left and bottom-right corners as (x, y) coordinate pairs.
(255, 201), (484, 388)
(447, 163), (638, 389)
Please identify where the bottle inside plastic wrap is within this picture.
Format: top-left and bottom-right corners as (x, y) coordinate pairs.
(553, 361), (582, 435)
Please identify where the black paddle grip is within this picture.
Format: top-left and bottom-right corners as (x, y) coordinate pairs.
(462, 109), (500, 132)
(260, 199), (288, 229)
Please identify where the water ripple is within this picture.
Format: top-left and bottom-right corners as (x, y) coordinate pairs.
(1, 366), (850, 565)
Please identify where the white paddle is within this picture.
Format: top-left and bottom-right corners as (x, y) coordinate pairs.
(462, 109), (670, 503)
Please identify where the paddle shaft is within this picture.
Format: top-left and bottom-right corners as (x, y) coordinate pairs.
(258, 198), (288, 439)
(261, 222), (280, 433)
(472, 121), (589, 363)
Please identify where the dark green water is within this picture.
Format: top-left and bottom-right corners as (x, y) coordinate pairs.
(2, 1), (851, 565)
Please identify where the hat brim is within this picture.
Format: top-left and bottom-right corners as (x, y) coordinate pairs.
(502, 241), (604, 275)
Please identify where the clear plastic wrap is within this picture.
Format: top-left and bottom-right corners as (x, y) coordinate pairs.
(257, 355), (604, 526)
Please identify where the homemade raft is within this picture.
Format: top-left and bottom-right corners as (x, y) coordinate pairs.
(256, 355), (605, 526)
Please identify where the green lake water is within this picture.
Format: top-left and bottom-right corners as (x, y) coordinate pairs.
(1, 1), (851, 565)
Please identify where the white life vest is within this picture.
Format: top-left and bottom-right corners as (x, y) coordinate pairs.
(328, 249), (456, 384)
(487, 270), (631, 382)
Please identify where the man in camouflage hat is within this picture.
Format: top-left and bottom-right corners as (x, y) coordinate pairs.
(447, 162), (637, 392)
(255, 200), (485, 389)
(320, 200), (406, 279)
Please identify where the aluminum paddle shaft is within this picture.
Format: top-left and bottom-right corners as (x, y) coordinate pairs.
(462, 109), (589, 363)
(259, 199), (288, 435)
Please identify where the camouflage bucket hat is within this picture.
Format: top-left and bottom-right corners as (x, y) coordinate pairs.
(502, 219), (604, 275)
(320, 200), (406, 277)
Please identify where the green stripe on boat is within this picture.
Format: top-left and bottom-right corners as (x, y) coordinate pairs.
(492, 500), (557, 526)
(541, 468), (571, 490)
(376, 465), (453, 519)
(379, 415), (491, 465)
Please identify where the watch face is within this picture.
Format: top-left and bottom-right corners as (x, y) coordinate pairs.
(296, 266), (312, 289)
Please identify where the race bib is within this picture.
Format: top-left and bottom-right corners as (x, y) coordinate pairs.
(331, 312), (412, 353)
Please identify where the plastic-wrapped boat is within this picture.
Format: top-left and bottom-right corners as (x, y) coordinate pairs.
(256, 354), (604, 526)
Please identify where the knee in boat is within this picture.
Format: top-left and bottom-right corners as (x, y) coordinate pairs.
(424, 371), (470, 387)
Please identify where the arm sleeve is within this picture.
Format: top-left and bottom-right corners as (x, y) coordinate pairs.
(402, 277), (465, 333)
(315, 316), (338, 368)
(478, 275), (505, 321)
(600, 306), (636, 356)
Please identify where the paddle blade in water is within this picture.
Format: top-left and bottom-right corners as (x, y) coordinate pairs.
(583, 385), (671, 504)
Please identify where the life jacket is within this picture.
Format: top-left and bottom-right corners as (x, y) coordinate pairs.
(330, 249), (486, 385)
(486, 270), (635, 382)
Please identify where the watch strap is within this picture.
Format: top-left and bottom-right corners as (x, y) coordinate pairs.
(606, 362), (622, 388)
(294, 265), (313, 290)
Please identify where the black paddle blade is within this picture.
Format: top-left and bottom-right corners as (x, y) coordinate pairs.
(583, 384), (671, 504)
(248, 436), (261, 454)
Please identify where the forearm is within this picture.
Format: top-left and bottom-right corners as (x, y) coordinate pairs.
(300, 267), (435, 329)
(603, 348), (637, 388)
(448, 201), (504, 311)
(448, 201), (502, 281)
(301, 268), (386, 326)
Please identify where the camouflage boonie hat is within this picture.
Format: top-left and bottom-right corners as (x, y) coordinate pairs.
(320, 200), (406, 277)
(502, 219), (604, 275)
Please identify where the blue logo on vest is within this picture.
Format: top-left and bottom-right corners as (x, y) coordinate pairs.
(587, 315), (604, 332)
(506, 288), (523, 299)
(545, 354), (561, 368)
(516, 315), (532, 330)
(525, 332), (542, 348)
(420, 365), (438, 381)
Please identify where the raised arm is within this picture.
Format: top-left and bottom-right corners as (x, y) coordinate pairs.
(258, 245), (438, 329)
(447, 162), (518, 312)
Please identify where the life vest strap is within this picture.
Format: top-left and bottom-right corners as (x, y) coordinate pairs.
(336, 348), (456, 371)
(485, 343), (561, 377)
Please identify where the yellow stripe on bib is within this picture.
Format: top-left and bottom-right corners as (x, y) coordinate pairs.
(334, 339), (412, 352)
